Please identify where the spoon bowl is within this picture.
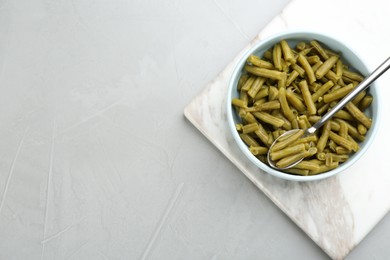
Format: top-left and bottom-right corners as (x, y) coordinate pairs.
(267, 129), (304, 169)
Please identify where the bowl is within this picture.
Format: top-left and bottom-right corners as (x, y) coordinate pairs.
(226, 30), (381, 181)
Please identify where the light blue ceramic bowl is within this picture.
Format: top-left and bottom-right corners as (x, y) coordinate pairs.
(227, 31), (381, 181)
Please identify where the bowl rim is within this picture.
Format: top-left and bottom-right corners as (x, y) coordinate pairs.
(226, 30), (382, 181)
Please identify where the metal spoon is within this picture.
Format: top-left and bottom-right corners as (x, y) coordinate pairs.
(267, 56), (390, 170)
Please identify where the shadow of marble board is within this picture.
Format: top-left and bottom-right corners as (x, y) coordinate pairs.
(184, 0), (390, 259)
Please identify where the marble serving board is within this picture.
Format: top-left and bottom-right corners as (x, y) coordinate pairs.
(184, 0), (390, 259)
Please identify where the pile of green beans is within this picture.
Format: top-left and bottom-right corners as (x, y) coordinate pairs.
(232, 40), (373, 175)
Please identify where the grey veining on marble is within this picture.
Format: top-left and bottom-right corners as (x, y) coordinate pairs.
(185, 0), (390, 259)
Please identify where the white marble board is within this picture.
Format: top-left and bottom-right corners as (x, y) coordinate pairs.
(184, 0), (390, 259)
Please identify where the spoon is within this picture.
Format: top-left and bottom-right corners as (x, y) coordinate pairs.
(267, 56), (390, 170)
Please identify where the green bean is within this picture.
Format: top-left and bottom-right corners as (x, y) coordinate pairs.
(312, 61), (323, 72)
(241, 76), (255, 91)
(357, 124), (367, 135)
(286, 70), (299, 86)
(330, 153), (349, 162)
(278, 87), (295, 121)
(247, 55), (274, 69)
(336, 60), (343, 79)
(263, 50), (272, 61)
(315, 55), (338, 79)
(338, 77), (347, 87)
(232, 98), (247, 108)
(244, 65), (284, 80)
(249, 146), (268, 155)
(323, 47), (339, 58)
(309, 162), (339, 175)
(299, 47), (312, 56)
(323, 83), (354, 103)
(293, 160), (321, 171)
(273, 43), (282, 71)
(345, 102), (372, 128)
(329, 131), (356, 151)
(308, 115), (321, 124)
(317, 102), (329, 115)
(335, 146), (349, 155)
(243, 112), (257, 124)
(272, 112), (292, 130)
(317, 121), (331, 153)
(235, 124), (243, 132)
(267, 132), (274, 146)
(268, 86), (279, 101)
(253, 98), (267, 108)
(309, 82), (321, 92)
(347, 135), (360, 152)
(255, 100), (281, 111)
(296, 42), (306, 51)
(334, 119), (365, 142)
(343, 69), (364, 82)
(271, 129), (304, 152)
(291, 135), (318, 145)
(311, 80), (334, 102)
(242, 122), (259, 134)
(316, 152), (326, 161)
(325, 153), (334, 167)
(253, 111), (285, 127)
(352, 90), (366, 105)
(291, 118), (299, 129)
(239, 89), (249, 104)
(254, 124), (269, 146)
(298, 115), (311, 129)
(307, 55), (321, 64)
(248, 77), (266, 98)
(272, 129), (286, 139)
(359, 95), (373, 111)
(240, 134), (259, 147)
(299, 80), (316, 115)
(310, 40), (329, 60)
(253, 87), (269, 101)
(297, 54), (316, 84)
(280, 40), (296, 64)
(276, 147), (317, 168)
(238, 74), (249, 90)
(291, 64), (305, 77)
(238, 108), (246, 118)
(286, 90), (306, 112)
(278, 72), (287, 89)
(270, 143), (307, 161)
(325, 70), (339, 83)
(338, 119), (348, 139)
(333, 110), (354, 121)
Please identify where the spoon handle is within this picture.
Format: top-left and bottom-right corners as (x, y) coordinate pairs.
(306, 56), (390, 135)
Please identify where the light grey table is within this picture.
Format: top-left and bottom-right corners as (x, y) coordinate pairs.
(0, 0), (388, 259)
